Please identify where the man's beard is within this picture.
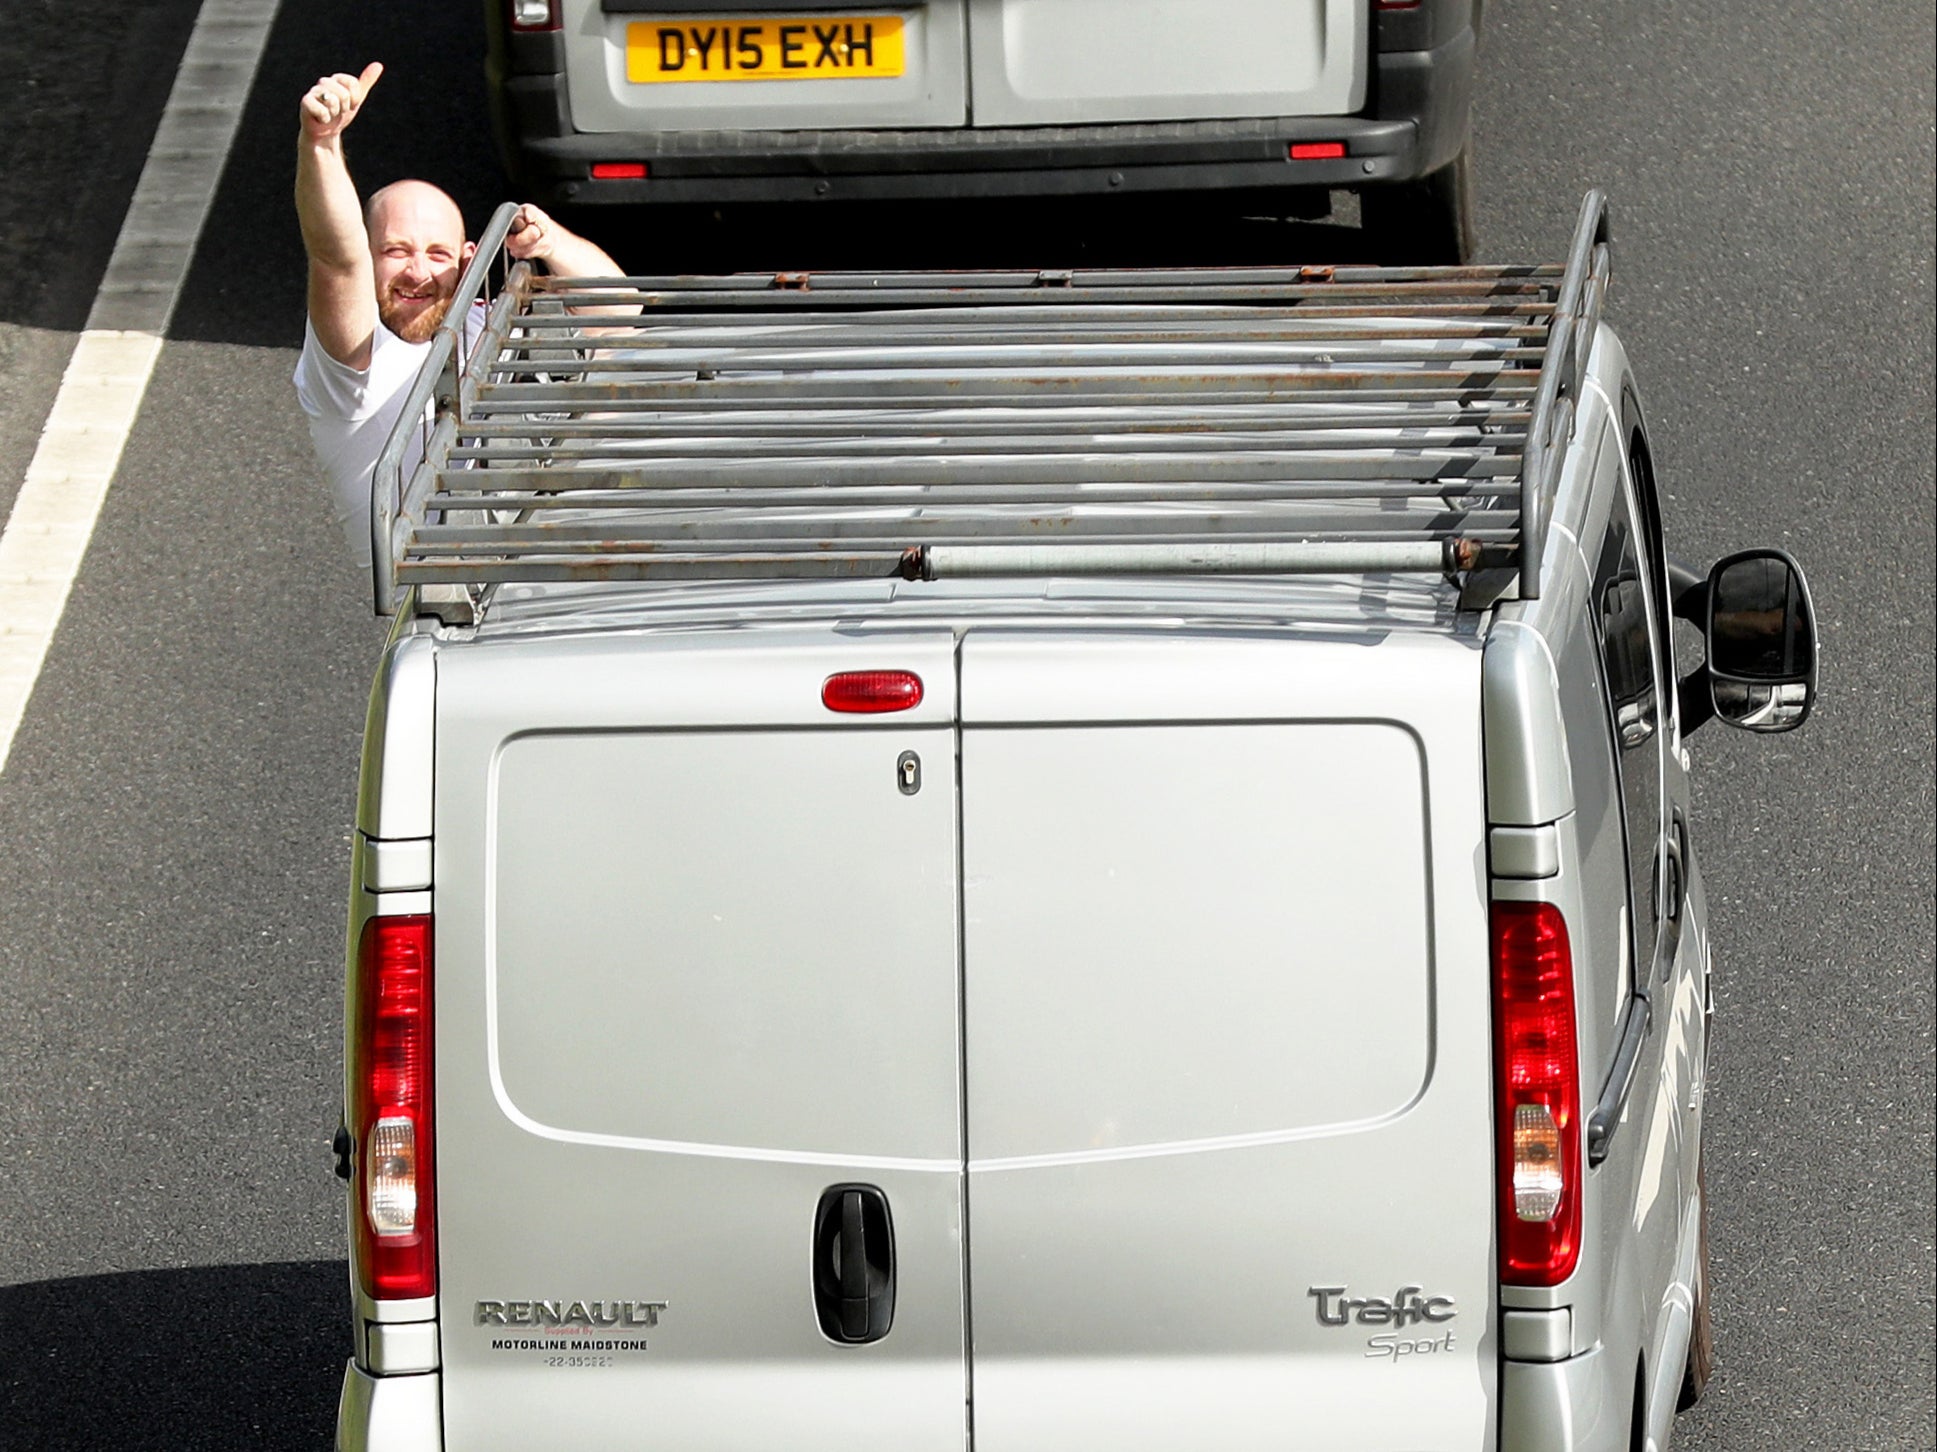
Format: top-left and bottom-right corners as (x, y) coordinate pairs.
(378, 286), (454, 344)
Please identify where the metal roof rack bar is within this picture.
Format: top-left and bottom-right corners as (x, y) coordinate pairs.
(374, 196), (1611, 617)
(1519, 189), (1612, 600)
(370, 202), (526, 614)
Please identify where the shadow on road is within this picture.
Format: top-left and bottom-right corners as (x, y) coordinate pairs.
(0, 1260), (347, 1449)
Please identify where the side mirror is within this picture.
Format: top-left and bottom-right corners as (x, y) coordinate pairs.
(1703, 549), (1817, 732)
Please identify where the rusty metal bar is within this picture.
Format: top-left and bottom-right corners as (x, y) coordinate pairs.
(470, 368), (1537, 408)
(451, 404), (1533, 438)
(500, 317), (1553, 343)
(435, 453), (1521, 496)
(460, 383), (1539, 414)
(380, 203), (1612, 614)
(427, 480), (1517, 512)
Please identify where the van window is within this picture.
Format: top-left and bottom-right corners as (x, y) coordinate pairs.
(1592, 491), (1668, 973)
(1621, 412), (1679, 727)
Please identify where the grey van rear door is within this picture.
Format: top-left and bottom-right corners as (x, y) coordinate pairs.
(966, 0), (1366, 126)
(959, 628), (1494, 1449)
(431, 630), (966, 1450)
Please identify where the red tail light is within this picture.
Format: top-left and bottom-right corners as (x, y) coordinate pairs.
(822, 671), (924, 714)
(592, 162), (649, 180)
(1492, 901), (1582, 1286)
(1289, 142), (1347, 161)
(509, 0), (561, 31)
(353, 914), (436, 1300)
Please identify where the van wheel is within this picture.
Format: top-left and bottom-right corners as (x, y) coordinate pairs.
(1362, 148), (1476, 265)
(1677, 1158), (1716, 1410)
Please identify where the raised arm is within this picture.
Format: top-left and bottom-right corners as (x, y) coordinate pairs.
(505, 204), (642, 318)
(295, 62), (384, 369)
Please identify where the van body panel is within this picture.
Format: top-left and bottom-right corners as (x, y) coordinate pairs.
(1481, 620), (1576, 828)
(486, 725), (962, 1160)
(958, 628), (1495, 1449)
(358, 632), (436, 841)
(429, 628), (968, 1448)
(966, 0), (1366, 126)
(958, 625), (1479, 725)
(1550, 369), (1618, 587)
(1499, 1348), (1628, 1452)
(334, 1362), (440, 1452)
(961, 719), (1433, 1159)
(1549, 567), (1636, 1088)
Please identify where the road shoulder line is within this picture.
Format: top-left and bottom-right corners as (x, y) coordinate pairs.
(0, 0), (280, 775)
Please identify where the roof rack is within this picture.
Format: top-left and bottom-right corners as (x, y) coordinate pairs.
(372, 192), (1613, 619)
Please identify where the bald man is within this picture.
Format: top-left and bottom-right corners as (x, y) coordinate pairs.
(292, 62), (627, 583)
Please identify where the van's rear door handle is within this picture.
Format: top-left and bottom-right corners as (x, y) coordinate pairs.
(838, 1191), (870, 1335)
(813, 1184), (896, 1344)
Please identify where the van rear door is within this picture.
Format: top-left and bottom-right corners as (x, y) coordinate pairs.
(431, 629), (966, 1449)
(966, 0), (1366, 126)
(958, 628), (1494, 1449)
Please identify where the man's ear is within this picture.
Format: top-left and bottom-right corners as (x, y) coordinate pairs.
(462, 240), (478, 264)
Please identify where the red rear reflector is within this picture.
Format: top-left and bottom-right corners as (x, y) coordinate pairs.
(353, 914), (437, 1301)
(1493, 901), (1582, 1287)
(822, 671), (924, 714)
(1289, 142), (1347, 161)
(592, 162), (649, 180)
(1375, 1), (1422, 9)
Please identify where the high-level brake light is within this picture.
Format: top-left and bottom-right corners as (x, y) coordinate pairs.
(1492, 900), (1582, 1286)
(353, 914), (436, 1300)
(822, 671), (924, 714)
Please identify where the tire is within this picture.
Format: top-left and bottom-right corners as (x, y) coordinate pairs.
(1677, 1157), (1716, 1410)
(1361, 147), (1476, 266)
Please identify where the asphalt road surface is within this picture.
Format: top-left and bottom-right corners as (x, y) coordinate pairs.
(0, 2), (1930, 1447)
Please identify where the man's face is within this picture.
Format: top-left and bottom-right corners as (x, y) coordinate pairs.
(368, 186), (475, 344)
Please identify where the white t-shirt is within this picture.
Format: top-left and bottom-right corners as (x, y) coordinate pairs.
(292, 305), (485, 583)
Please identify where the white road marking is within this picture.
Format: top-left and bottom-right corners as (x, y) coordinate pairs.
(0, 0), (280, 776)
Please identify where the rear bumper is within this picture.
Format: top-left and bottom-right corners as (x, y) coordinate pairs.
(336, 1352), (1630, 1451)
(336, 1362), (441, 1452)
(488, 27), (1475, 208)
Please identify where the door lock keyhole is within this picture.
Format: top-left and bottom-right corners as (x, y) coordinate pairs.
(897, 751), (921, 795)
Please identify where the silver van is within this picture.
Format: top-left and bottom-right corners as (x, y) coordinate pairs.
(334, 192), (1817, 1450)
(484, 0), (1481, 258)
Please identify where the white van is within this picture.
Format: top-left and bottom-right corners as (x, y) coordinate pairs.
(484, 0), (1481, 258)
(333, 192), (1818, 1450)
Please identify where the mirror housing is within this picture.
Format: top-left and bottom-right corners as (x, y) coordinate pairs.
(1674, 549), (1818, 735)
(1706, 549), (1817, 731)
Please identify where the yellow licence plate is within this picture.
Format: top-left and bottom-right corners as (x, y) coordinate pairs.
(626, 16), (906, 83)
